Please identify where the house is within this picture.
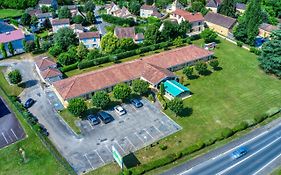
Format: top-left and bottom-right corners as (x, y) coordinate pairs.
(35, 12), (53, 26)
(166, 0), (184, 13)
(78, 32), (101, 49)
(35, 56), (62, 83)
(64, 5), (80, 17)
(236, 3), (246, 14)
(206, 0), (221, 13)
(170, 9), (204, 35)
(71, 24), (84, 34)
(112, 7), (137, 21)
(204, 12), (237, 37)
(105, 2), (120, 15)
(51, 18), (70, 33)
(38, 0), (58, 9)
(53, 45), (213, 107)
(0, 29), (25, 57)
(258, 23), (278, 38)
(140, 5), (161, 18)
(26, 8), (42, 16)
(114, 27), (144, 43)
(163, 80), (190, 99)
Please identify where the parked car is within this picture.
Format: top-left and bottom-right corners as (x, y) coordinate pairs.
(114, 105), (126, 115)
(38, 123), (49, 136)
(231, 147), (248, 159)
(98, 111), (113, 124)
(24, 98), (35, 108)
(130, 99), (143, 108)
(87, 114), (100, 125)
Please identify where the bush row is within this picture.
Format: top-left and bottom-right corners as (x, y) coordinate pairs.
(122, 109), (281, 175)
(100, 14), (135, 26)
(157, 93), (167, 110)
(250, 47), (262, 55)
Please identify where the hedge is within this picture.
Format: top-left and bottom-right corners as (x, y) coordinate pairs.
(60, 62), (78, 72)
(250, 47), (262, 55)
(100, 14), (135, 26)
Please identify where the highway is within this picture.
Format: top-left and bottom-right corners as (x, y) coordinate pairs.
(162, 117), (281, 175)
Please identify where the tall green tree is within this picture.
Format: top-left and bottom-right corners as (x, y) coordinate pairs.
(159, 82), (165, 95)
(35, 36), (40, 49)
(92, 91), (111, 109)
(67, 98), (87, 116)
(183, 66), (194, 78)
(113, 83), (131, 101)
(217, 0), (236, 18)
(54, 28), (78, 50)
(195, 61), (208, 75)
(8, 70), (22, 84)
(101, 32), (119, 53)
(86, 11), (95, 24)
(30, 16), (38, 26)
(132, 79), (149, 95)
(20, 13), (31, 26)
(118, 38), (137, 51)
(168, 97), (184, 116)
(144, 25), (162, 45)
(258, 28), (281, 77)
(58, 6), (71, 19)
(201, 29), (218, 43)
(77, 43), (89, 60)
(0, 43), (7, 58)
(8, 42), (14, 56)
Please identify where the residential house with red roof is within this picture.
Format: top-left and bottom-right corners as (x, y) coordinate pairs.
(52, 45), (213, 106)
(105, 3), (136, 21)
(38, 0), (58, 9)
(170, 9), (205, 35)
(51, 18), (70, 33)
(140, 5), (162, 18)
(258, 23), (278, 38)
(114, 27), (144, 43)
(0, 29), (25, 58)
(78, 32), (101, 49)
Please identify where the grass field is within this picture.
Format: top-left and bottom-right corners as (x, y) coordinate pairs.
(0, 67), (69, 175)
(88, 39), (281, 174)
(0, 9), (23, 19)
(59, 109), (81, 134)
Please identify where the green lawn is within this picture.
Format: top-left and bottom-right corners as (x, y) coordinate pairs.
(0, 9), (23, 18)
(88, 39), (281, 174)
(59, 109), (81, 134)
(0, 67), (23, 96)
(0, 67), (69, 175)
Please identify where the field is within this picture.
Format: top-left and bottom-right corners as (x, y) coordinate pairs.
(0, 9), (23, 19)
(0, 66), (69, 175)
(89, 39), (281, 174)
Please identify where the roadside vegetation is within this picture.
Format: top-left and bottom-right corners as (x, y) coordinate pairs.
(0, 9), (23, 18)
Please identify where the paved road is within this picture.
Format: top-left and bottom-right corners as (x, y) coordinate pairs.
(162, 115), (281, 175)
(94, 6), (109, 36)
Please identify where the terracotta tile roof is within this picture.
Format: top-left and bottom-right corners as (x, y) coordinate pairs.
(51, 18), (70, 25)
(79, 32), (100, 39)
(140, 5), (157, 11)
(41, 67), (62, 78)
(205, 12), (237, 29)
(114, 27), (135, 39)
(35, 57), (56, 71)
(259, 23), (278, 32)
(172, 9), (204, 22)
(53, 45), (213, 100)
(0, 29), (25, 44)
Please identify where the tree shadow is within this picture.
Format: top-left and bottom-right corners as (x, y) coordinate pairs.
(200, 70), (212, 76)
(81, 107), (99, 119)
(19, 80), (38, 88)
(187, 75), (199, 80)
(106, 100), (121, 109)
(123, 152), (141, 169)
(179, 107), (193, 117)
(214, 67), (223, 71)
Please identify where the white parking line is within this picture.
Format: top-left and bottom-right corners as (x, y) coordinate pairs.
(10, 129), (18, 140)
(125, 137), (136, 150)
(106, 145), (112, 153)
(87, 121), (94, 129)
(84, 154), (94, 169)
(153, 125), (164, 136)
(115, 141), (126, 154)
(95, 150), (105, 164)
(253, 152), (281, 175)
(144, 129), (154, 139)
(134, 132), (145, 144)
(1, 132), (8, 144)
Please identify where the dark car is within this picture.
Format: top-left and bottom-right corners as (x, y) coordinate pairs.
(231, 147), (248, 159)
(130, 99), (143, 108)
(24, 98), (35, 108)
(98, 111), (113, 124)
(38, 124), (49, 136)
(87, 114), (100, 125)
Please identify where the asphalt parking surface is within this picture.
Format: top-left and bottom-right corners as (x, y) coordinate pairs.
(75, 99), (182, 173)
(0, 97), (25, 149)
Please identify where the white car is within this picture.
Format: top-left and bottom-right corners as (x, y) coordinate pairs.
(114, 105), (126, 115)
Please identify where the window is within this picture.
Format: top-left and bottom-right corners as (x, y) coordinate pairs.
(93, 38), (96, 42)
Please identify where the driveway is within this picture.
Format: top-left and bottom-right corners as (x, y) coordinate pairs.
(94, 6), (110, 36)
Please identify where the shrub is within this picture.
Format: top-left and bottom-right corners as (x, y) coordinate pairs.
(220, 127), (234, 138)
(236, 41), (243, 47)
(148, 94), (155, 102)
(60, 62), (78, 72)
(8, 69), (22, 84)
(254, 114), (267, 123)
(100, 14), (135, 26)
(233, 121), (249, 133)
(67, 98), (87, 116)
(250, 47), (261, 55)
(204, 137), (217, 146)
(159, 145), (168, 150)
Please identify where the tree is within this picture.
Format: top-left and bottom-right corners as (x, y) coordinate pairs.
(160, 20), (179, 41)
(77, 43), (89, 60)
(201, 29), (218, 43)
(113, 83), (131, 101)
(195, 61), (208, 75)
(67, 98), (87, 116)
(58, 52), (77, 66)
(258, 28), (281, 77)
(73, 15), (84, 24)
(217, 0), (236, 18)
(42, 18), (52, 29)
(42, 40), (52, 51)
(183, 66), (194, 78)
(48, 44), (63, 57)
(191, 1), (205, 12)
(41, 5), (50, 13)
(86, 11), (95, 24)
(35, 36), (40, 49)
(92, 91), (111, 109)
(168, 98), (184, 116)
(54, 28), (78, 50)
(8, 42), (14, 55)
(58, 6), (71, 19)
(144, 25), (162, 45)
(159, 82), (165, 95)
(129, 0), (141, 15)
(132, 79), (149, 95)
(8, 70), (22, 84)
(209, 59), (220, 70)
(84, 1), (95, 12)
(178, 21), (192, 37)
(0, 43), (7, 58)
(101, 32), (119, 53)
(24, 41), (36, 52)
(87, 49), (102, 60)
(30, 15), (38, 26)
(173, 36), (183, 46)
(118, 38), (137, 51)
(20, 13), (31, 26)
(0, 0), (38, 9)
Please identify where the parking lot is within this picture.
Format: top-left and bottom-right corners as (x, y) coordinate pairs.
(72, 98), (182, 173)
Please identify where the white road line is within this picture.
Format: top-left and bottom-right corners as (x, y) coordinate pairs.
(10, 129), (18, 140)
(135, 132), (145, 144)
(1, 132), (8, 144)
(106, 145), (112, 153)
(153, 125), (164, 136)
(144, 129), (154, 139)
(253, 152), (281, 175)
(115, 141), (125, 154)
(216, 136), (281, 175)
(84, 154), (94, 169)
(178, 130), (270, 175)
(95, 150), (105, 164)
(125, 137), (136, 150)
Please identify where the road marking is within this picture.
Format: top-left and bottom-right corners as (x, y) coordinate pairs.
(106, 145), (112, 153)
(216, 136), (281, 175)
(84, 154), (94, 169)
(10, 129), (18, 140)
(125, 136), (136, 150)
(1, 132), (8, 144)
(134, 132), (145, 144)
(115, 141), (125, 154)
(144, 129), (154, 139)
(153, 125), (164, 136)
(87, 121), (94, 129)
(95, 150), (105, 164)
(178, 129), (271, 175)
(252, 152), (281, 175)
